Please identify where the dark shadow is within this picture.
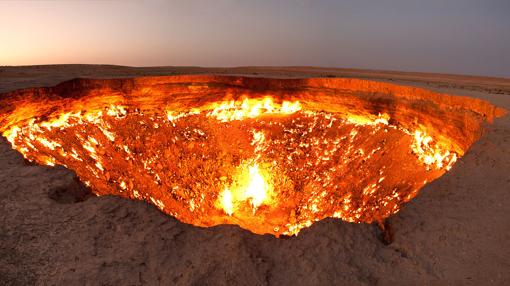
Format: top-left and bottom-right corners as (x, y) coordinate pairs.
(48, 175), (93, 204)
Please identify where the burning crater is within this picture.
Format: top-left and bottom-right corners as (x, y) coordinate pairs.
(0, 76), (504, 236)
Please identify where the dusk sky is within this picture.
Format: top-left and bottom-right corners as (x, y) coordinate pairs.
(0, 0), (509, 78)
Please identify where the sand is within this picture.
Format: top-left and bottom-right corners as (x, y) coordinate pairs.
(0, 65), (509, 285)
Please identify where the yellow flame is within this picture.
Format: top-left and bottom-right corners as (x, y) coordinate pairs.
(207, 98), (301, 122)
(244, 163), (268, 208)
(216, 162), (273, 215)
(346, 113), (390, 126)
(411, 129), (457, 169)
(218, 188), (234, 216)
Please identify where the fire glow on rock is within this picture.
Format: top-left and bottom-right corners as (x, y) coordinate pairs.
(0, 76), (504, 236)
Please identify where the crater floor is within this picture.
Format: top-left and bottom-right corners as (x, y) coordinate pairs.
(0, 65), (509, 285)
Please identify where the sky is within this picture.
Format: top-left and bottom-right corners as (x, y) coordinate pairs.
(0, 0), (509, 78)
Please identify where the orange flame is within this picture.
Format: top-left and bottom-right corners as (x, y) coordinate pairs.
(0, 93), (463, 236)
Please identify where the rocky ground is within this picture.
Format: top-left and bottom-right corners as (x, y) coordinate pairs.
(1, 65), (509, 285)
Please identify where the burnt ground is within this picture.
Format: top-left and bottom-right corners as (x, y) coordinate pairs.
(0, 65), (509, 285)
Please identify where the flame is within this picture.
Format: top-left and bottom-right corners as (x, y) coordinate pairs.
(346, 113), (390, 126)
(218, 188), (234, 216)
(244, 163), (270, 208)
(411, 129), (457, 170)
(0, 91), (465, 236)
(217, 162), (273, 216)
(207, 97), (301, 122)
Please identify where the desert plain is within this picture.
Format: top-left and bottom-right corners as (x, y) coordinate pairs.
(0, 65), (509, 285)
